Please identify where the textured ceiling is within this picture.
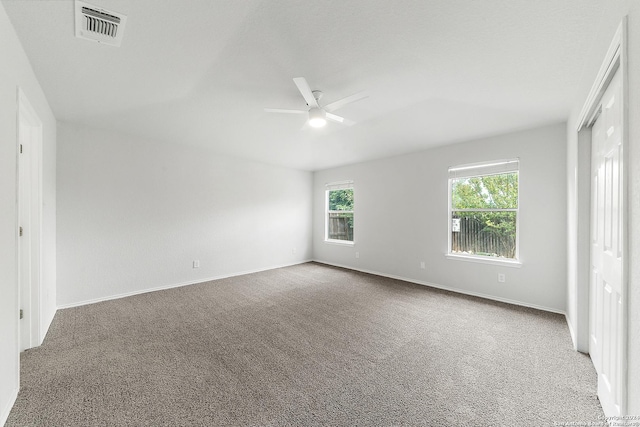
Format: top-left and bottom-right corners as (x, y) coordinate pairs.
(3, 0), (607, 171)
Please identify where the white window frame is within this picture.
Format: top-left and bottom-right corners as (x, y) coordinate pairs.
(325, 181), (355, 245)
(446, 159), (521, 267)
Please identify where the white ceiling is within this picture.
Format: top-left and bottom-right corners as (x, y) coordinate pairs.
(3, 0), (607, 171)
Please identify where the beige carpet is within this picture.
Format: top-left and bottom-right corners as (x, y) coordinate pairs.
(7, 262), (603, 426)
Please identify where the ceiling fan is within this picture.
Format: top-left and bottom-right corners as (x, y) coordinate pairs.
(265, 77), (368, 128)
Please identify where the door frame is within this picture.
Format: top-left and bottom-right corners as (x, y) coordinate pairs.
(575, 18), (628, 415)
(16, 87), (44, 351)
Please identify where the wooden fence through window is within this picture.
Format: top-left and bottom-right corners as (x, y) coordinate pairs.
(451, 215), (515, 258)
(328, 213), (353, 241)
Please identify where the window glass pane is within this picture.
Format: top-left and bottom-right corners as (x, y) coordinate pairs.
(327, 188), (354, 242)
(328, 212), (354, 241)
(328, 189), (354, 211)
(451, 211), (517, 258)
(451, 173), (518, 210)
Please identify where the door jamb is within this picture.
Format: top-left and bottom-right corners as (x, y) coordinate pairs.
(16, 87), (44, 351)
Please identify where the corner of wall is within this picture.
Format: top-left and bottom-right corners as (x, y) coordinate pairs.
(0, 387), (19, 427)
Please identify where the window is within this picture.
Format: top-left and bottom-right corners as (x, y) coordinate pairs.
(325, 181), (354, 243)
(448, 159), (519, 261)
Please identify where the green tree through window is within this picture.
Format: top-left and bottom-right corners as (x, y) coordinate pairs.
(451, 172), (518, 259)
(328, 189), (354, 211)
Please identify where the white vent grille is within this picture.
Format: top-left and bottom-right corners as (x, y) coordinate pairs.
(75, 1), (127, 46)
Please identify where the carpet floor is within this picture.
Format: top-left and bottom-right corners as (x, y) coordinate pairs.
(7, 262), (604, 426)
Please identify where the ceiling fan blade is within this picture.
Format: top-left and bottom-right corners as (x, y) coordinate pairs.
(326, 112), (355, 126)
(293, 77), (318, 108)
(264, 108), (306, 114)
(324, 91), (368, 113)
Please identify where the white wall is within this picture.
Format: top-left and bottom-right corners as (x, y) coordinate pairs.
(313, 123), (567, 312)
(566, 0), (640, 414)
(0, 3), (56, 425)
(56, 123), (312, 307)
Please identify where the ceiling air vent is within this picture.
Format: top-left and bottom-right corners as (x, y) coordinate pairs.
(75, 1), (127, 47)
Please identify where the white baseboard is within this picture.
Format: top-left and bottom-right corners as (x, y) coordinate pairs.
(57, 258), (566, 316)
(565, 313), (579, 351)
(1, 387), (18, 427)
(57, 259), (313, 310)
(40, 307), (56, 344)
(313, 259), (566, 315)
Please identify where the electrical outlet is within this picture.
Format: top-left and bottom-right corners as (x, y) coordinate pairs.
(292, 247), (296, 254)
(497, 273), (505, 283)
(193, 260), (200, 268)
(420, 261), (426, 269)
(355, 252), (360, 259)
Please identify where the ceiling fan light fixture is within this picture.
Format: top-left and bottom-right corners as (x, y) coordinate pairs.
(308, 108), (327, 128)
(265, 78), (364, 128)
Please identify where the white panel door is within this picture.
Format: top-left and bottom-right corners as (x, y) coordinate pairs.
(589, 68), (623, 416)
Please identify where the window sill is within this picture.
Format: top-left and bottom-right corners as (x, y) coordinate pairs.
(445, 253), (522, 268)
(325, 239), (355, 246)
